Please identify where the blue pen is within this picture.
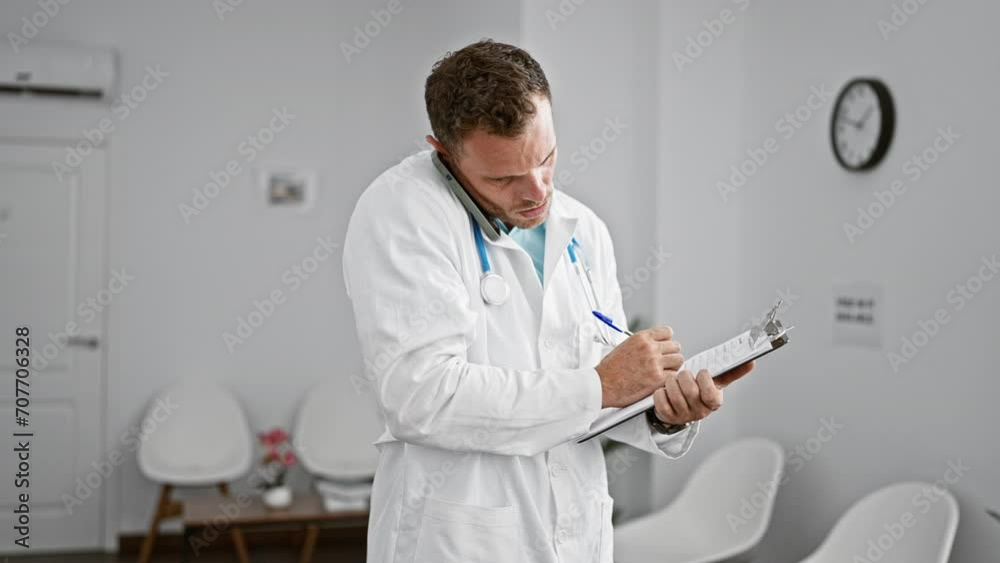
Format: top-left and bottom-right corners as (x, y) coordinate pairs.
(592, 310), (633, 337)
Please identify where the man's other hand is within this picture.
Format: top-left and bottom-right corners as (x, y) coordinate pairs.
(650, 361), (755, 425)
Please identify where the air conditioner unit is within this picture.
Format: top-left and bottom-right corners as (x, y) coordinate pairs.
(0, 42), (117, 101)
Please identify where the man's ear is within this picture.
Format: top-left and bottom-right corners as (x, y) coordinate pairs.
(425, 135), (450, 159)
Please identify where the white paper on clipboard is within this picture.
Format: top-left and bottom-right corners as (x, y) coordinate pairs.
(576, 303), (792, 443)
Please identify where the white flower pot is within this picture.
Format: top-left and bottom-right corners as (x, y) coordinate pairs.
(262, 485), (293, 510)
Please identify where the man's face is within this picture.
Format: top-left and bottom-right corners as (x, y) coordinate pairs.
(432, 95), (557, 230)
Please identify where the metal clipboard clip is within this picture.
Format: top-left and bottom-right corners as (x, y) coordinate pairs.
(749, 299), (787, 348)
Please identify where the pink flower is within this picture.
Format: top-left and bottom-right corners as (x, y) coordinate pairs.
(260, 428), (289, 446)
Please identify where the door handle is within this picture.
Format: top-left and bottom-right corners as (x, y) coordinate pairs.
(66, 336), (100, 349)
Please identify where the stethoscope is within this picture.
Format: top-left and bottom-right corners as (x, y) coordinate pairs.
(471, 216), (616, 345)
(472, 218), (513, 306)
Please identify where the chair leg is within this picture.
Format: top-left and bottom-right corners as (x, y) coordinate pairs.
(137, 484), (173, 563)
(217, 483), (250, 563)
(299, 525), (319, 563)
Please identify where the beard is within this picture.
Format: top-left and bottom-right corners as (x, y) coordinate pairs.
(490, 192), (552, 230)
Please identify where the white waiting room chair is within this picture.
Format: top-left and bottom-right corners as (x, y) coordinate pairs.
(797, 481), (958, 563)
(614, 437), (784, 563)
(287, 379), (383, 557)
(136, 379), (254, 563)
(293, 378), (381, 481)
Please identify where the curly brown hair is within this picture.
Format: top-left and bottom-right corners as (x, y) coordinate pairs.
(425, 39), (552, 157)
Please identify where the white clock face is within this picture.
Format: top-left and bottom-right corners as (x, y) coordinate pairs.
(833, 82), (884, 169)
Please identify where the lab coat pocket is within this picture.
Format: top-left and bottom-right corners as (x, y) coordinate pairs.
(413, 496), (522, 563)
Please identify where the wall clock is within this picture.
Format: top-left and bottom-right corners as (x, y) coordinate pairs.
(831, 78), (895, 171)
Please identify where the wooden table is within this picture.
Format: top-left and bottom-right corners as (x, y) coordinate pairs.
(182, 493), (368, 563)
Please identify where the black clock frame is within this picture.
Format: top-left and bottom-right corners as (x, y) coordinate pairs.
(830, 77), (895, 171)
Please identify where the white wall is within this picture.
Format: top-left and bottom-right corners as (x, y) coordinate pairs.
(0, 0), (521, 542)
(650, 0), (751, 514)
(656, 0), (1000, 561)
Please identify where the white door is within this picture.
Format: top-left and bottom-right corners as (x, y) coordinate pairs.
(0, 142), (107, 552)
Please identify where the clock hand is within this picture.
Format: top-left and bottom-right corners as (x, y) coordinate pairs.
(838, 115), (863, 129)
(857, 105), (874, 128)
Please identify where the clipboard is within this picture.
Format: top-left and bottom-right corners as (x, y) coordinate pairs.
(576, 300), (793, 443)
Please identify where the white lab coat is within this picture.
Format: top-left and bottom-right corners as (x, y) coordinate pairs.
(343, 150), (698, 563)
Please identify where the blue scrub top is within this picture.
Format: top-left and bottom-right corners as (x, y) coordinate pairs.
(503, 221), (547, 284)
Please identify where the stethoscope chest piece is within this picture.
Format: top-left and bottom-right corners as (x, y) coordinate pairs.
(472, 216), (512, 306)
(480, 272), (510, 306)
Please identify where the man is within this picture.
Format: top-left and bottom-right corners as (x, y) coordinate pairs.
(343, 40), (754, 563)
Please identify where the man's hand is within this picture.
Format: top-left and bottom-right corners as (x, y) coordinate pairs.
(596, 326), (683, 408)
(650, 361), (756, 426)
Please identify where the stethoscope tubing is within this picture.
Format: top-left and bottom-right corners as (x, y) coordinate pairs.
(472, 218), (616, 345)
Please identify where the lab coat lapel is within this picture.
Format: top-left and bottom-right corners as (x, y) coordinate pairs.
(542, 193), (579, 294)
(479, 222), (520, 251)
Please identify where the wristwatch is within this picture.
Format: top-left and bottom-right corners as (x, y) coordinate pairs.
(646, 409), (691, 435)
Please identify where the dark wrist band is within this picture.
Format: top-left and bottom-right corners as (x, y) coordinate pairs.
(646, 409), (691, 435)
